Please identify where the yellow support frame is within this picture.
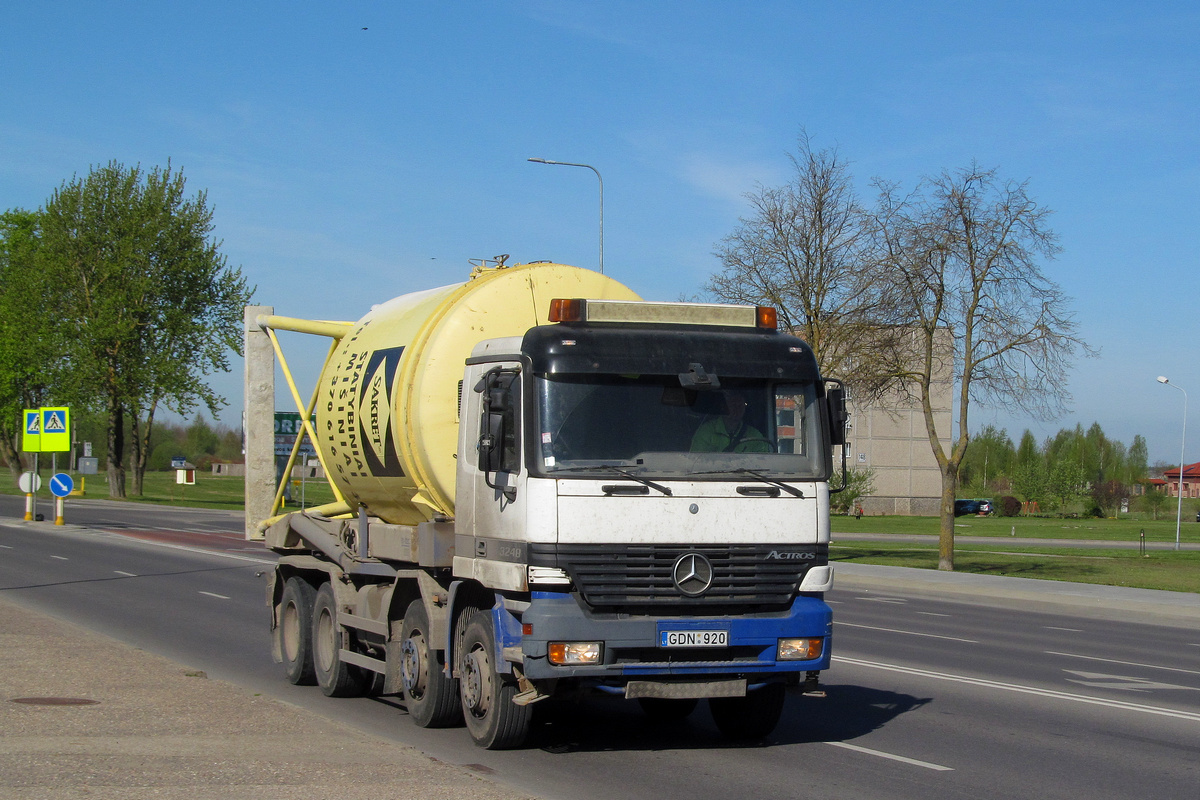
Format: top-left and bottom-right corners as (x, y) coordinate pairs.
(255, 315), (356, 531)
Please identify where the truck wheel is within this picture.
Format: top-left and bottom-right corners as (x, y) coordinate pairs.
(709, 683), (786, 741)
(637, 697), (699, 721)
(280, 577), (316, 685)
(312, 582), (367, 698)
(401, 599), (462, 727)
(458, 611), (532, 749)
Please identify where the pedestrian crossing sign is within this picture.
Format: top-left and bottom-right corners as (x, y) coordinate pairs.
(40, 407), (70, 452)
(21, 409), (40, 452)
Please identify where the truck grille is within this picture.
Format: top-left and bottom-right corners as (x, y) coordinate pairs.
(530, 544), (826, 608)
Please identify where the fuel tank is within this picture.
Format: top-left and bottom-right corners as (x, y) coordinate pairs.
(315, 262), (639, 524)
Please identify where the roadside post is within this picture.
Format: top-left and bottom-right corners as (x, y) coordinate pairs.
(21, 409), (41, 520)
(18, 471), (41, 521)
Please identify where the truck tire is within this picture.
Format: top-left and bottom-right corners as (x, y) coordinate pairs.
(312, 582), (368, 698)
(637, 697), (699, 721)
(458, 611), (532, 749)
(401, 599), (462, 727)
(709, 682), (786, 741)
(280, 577), (316, 685)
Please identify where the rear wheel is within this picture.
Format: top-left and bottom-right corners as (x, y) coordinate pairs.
(637, 697), (699, 721)
(459, 611), (532, 749)
(280, 577), (316, 685)
(709, 683), (786, 741)
(401, 599), (462, 727)
(312, 582), (368, 697)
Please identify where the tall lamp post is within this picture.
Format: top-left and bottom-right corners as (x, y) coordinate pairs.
(527, 158), (603, 274)
(1156, 376), (1188, 551)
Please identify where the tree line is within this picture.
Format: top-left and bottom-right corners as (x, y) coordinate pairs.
(957, 423), (1161, 517)
(0, 161), (253, 497)
(706, 132), (1091, 569)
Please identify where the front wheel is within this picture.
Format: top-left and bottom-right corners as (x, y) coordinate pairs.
(401, 599), (462, 727)
(312, 582), (368, 698)
(709, 683), (786, 741)
(458, 611), (532, 749)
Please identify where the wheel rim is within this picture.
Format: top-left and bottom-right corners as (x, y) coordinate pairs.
(462, 646), (492, 718)
(401, 633), (426, 698)
(315, 607), (336, 672)
(282, 601), (300, 662)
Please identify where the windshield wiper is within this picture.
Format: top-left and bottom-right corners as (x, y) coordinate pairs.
(736, 469), (804, 498)
(554, 464), (673, 496)
(693, 468), (804, 498)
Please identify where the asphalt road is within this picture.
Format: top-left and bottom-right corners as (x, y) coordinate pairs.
(1, 500), (1198, 800)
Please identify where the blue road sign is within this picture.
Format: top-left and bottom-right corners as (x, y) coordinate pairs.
(49, 473), (74, 498)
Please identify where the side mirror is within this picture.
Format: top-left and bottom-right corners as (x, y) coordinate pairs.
(826, 385), (848, 446)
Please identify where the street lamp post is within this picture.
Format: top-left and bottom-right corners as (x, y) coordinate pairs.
(1156, 376), (1188, 551)
(527, 158), (603, 274)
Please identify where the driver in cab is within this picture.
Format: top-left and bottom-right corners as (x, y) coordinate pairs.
(690, 391), (771, 453)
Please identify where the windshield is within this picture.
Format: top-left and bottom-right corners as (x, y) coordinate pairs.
(534, 374), (828, 479)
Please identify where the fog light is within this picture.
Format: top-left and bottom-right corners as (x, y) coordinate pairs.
(548, 642), (602, 665)
(778, 638), (823, 661)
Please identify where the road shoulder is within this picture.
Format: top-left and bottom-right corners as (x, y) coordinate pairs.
(0, 596), (535, 800)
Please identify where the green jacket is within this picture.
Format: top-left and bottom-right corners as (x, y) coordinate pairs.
(690, 418), (770, 453)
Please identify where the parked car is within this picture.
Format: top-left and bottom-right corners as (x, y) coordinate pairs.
(954, 499), (980, 516)
(977, 499), (994, 515)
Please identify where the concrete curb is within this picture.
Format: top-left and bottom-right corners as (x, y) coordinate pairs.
(833, 562), (1200, 629)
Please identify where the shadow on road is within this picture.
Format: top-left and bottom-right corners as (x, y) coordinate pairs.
(504, 683), (931, 753)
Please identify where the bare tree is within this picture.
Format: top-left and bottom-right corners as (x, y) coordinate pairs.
(875, 164), (1091, 570)
(708, 134), (898, 399)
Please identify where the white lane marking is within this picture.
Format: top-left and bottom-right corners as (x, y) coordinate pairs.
(50, 555), (69, 560)
(1047, 651), (1200, 677)
(1045, 626), (1083, 632)
(198, 591), (230, 600)
(1063, 670), (1200, 693)
(114, 570), (137, 577)
(836, 655), (1200, 723)
(826, 741), (953, 771)
(0, 544), (12, 549)
(836, 621), (978, 644)
(916, 612), (951, 617)
(91, 531), (274, 566)
(855, 596), (907, 604)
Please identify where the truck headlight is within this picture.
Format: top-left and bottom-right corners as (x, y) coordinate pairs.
(548, 642), (602, 665)
(778, 638), (823, 661)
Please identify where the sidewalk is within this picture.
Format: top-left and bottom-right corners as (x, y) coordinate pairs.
(0, 597), (535, 800)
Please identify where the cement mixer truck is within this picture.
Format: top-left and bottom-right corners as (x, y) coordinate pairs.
(246, 260), (846, 749)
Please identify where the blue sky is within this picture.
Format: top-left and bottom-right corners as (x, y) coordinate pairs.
(4, 1), (1197, 463)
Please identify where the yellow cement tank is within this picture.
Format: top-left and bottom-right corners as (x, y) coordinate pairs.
(315, 262), (640, 525)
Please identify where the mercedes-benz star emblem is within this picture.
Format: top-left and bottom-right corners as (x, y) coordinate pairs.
(672, 552), (714, 597)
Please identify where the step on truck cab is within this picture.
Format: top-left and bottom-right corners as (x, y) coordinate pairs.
(249, 260), (847, 749)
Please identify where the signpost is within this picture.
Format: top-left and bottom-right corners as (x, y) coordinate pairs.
(19, 406), (72, 522)
(49, 473), (73, 525)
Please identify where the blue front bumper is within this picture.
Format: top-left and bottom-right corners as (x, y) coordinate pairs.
(516, 593), (832, 681)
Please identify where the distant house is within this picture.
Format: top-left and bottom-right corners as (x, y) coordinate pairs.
(1162, 462), (1200, 498)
